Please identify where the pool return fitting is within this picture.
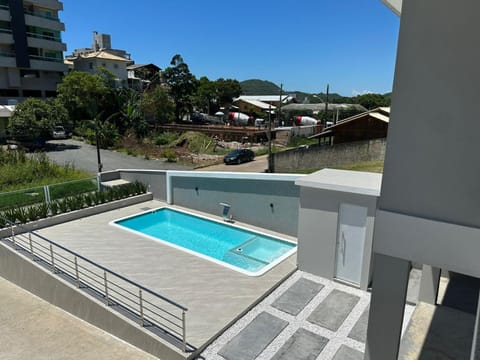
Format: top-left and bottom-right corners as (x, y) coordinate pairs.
(219, 203), (234, 223)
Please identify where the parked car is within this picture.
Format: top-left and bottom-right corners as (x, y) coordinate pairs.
(223, 149), (255, 165)
(52, 126), (66, 139)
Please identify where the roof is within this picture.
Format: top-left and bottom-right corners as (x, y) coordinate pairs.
(127, 63), (161, 71)
(282, 103), (367, 112)
(233, 98), (277, 110)
(234, 95), (293, 103)
(295, 168), (382, 196)
(76, 51), (131, 62)
(309, 107), (390, 139)
(0, 105), (15, 117)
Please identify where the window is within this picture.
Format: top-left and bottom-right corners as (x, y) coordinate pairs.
(114, 64), (119, 69)
(22, 90), (42, 97)
(89, 62), (93, 69)
(45, 91), (57, 98)
(20, 70), (39, 78)
(0, 89), (19, 97)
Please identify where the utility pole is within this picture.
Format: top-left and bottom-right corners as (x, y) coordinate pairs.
(95, 115), (103, 173)
(267, 104), (273, 173)
(278, 83), (283, 126)
(324, 84), (329, 127)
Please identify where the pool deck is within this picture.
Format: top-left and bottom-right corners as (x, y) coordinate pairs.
(35, 200), (297, 352)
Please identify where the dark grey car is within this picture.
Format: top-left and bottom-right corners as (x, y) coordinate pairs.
(223, 149), (255, 165)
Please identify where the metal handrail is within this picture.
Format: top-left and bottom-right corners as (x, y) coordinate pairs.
(0, 217), (189, 352)
(24, 10), (59, 21)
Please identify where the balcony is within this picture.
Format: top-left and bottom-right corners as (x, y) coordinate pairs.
(25, 14), (65, 32)
(24, 0), (63, 11)
(0, 8), (9, 22)
(27, 34), (66, 52)
(0, 50), (15, 67)
(30, 56), (67, 72)
(0, 29), (13, 44)
(24, 9), (60, 22)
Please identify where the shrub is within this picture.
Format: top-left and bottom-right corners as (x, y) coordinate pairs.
(161, 148), (177, 162)
(155, 132), (179, 146)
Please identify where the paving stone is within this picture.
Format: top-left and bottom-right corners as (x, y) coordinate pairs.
(332, 345), (364, 360)
(271, 328), (328, 360)
(348, 306), (369, 343)
(307, 289), (360, 331)
(272, 278), (324, 316)
(218, 312), (288, 360)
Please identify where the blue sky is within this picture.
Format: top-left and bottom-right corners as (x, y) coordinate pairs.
(61, 0), (399, 96)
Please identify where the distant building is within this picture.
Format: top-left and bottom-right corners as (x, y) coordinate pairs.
(233, 98), (276, 114)
(68, 51), (131, 83)
(127, 63), (161, 90)
(234, 95), (295, 108)
(282, 103), (366, 115)
(310, 107), (390, 145)
(0, 0), (67, 104)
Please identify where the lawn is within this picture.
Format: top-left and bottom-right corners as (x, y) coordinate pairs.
(0, 149), (94, 209)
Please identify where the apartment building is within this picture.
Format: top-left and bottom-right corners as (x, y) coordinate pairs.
(0, 0), (67, 105)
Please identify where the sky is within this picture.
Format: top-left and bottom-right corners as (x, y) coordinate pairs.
(61, 0), (400, 96)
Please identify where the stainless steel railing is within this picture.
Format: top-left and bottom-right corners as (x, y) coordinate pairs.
(0, 217), (189, 352)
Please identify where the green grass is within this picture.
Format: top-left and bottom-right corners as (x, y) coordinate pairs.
(282, 160), (384, 174)
(333, 160), (384, 173)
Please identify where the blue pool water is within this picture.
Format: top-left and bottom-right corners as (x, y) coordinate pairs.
(114, 208), (296, 275)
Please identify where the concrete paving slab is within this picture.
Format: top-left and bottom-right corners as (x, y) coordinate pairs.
(218, 312), (288, 360)
(0, 276), (157, 360)
(271, 278), (323, 316)
(332, 345), (364, 360)
(399, 302), (475, 360)
(35, 200), (296, 349)
(348, 306), (369, 343)
(307, 289), (360, 331)
(270, 328), (328, 360)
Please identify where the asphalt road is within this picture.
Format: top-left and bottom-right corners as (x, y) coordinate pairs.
(198, 154), (268, 173)
(45, 139), (193, 174)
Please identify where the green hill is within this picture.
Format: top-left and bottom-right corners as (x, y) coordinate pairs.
(240, 79), (281, 95)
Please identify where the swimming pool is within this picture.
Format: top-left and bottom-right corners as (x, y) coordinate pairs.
(111, 208), (296, 276)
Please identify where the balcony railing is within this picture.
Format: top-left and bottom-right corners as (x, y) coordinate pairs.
(0, 216), (190, 352)
(27, 31), (61, 42)
(24, 10), (59, 21)
(0, 4), (8, 10)
(29, 54), (63, 63)
(0, 50), (15, 57)
(0, 28), (12, 34)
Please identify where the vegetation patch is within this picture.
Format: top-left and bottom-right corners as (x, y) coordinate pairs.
(0, 148), (91, 193)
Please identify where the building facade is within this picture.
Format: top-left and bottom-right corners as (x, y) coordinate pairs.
(0, 0), (67, 105)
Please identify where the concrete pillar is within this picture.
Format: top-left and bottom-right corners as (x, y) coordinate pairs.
(471, 290), (480, 359)
(364, 253), (411, 360)
(418, 265), (441, 305)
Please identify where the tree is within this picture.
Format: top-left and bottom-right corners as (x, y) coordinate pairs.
(162, 54), (197, 121)
(353, 93), (390, 110)
(215, 78), (242, 107)
(140, 85), (175, 127)
(57, 71), (109, 123)
(193, 76), (216, 114)
(8, 98), (69, 143)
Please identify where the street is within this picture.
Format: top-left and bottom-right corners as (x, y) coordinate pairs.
(45, 139), (193, 174)
(196, 154), (268, 173)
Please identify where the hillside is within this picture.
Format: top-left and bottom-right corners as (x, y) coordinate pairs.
(240, 79), (281, 95)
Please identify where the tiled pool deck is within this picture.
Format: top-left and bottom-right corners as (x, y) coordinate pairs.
(201, 270), (415, 360)
(34, 200), (297, 352)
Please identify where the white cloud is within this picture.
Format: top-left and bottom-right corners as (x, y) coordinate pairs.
(352, 89), (373, 96)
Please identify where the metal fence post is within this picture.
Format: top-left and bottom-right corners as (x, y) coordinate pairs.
(44, 185), (51, 205)
(29, 233), (34, 260)
(50, 243), (55, 273)
(139, 289), (144, 326)
(182, 311), (187, 352)
(74, 256), (80, 287)
(11, 225), (15, 246)
(104, 271), (109, 305)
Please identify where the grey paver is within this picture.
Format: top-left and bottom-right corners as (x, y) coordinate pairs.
(307, 289), (360, 331)
(332, 345), (364, 360)
(271, 328), (328, 360)
(272, 278), (323, 316)
(348, 306), (369, 343)
(218, 312), (288, 360)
